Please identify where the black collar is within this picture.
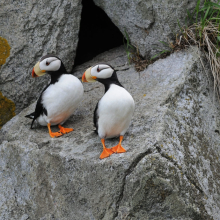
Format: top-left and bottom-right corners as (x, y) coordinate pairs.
(97, 70), (123, 93)
(48, 62), (68, 84)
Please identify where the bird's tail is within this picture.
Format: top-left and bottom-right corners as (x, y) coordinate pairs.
(25, 112), (35, 119)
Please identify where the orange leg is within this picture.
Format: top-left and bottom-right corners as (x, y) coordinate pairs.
(58, 125), (74, 134)
(111, 136), (126, 153)
(100, 139), (114, 159)
(47, 123), (63, 138)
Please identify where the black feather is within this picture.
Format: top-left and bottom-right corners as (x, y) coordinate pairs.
(31, 85), (50, 128)
(24, 84), (49, 129)
(25, 112), (35, 119)
(93, 102), (99, 134)
(97, 70), (123, 93)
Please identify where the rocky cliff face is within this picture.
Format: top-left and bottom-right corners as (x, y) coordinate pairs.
(0, 0), (82, 114)
(0, 0), (206, 117)
(93, 0), (205, 58)
(0, 46), (220, 220)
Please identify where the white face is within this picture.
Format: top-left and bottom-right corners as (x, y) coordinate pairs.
(39, 57), (61, 72)
(91, 64), (114, 79)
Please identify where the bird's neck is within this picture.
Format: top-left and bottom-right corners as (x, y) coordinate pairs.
(97, 71), (123, 93)
(49, 63), (69, 84)
(49, 72), (63, 84)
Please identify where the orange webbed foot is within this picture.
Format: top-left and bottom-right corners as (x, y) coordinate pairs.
(58, 125), (74, 134)
(111, 135), (126, 153)
(99, 138), (114, 159)
(47, 123), (63, 138)
(111, 145), (126, 153)
(100, 148), (114, 159)
(49, 131), (63, 138)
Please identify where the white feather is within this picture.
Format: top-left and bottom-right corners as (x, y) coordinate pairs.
(37, 74), (84, 126)
(97, 84), (135, 138)
(91, 64), (114, 79)
(39, 58), (61, 71)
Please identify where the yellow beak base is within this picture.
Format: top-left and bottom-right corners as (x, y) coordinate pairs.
(82, 67), (96, 82)
(34, 62), (46, 77)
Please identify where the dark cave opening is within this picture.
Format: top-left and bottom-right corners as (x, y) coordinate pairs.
(74, 0), (124, 66)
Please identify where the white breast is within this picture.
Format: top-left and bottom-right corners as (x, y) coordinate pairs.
(37, 74), (84, 126)
(97, 84), (135, 138)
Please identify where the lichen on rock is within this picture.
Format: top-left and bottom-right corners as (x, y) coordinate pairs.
(0, 36), (10, 67)
(0, 91), (15, 129)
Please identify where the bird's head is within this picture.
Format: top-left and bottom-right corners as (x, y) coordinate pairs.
(82, 64), (114, 82)
(32, 54), (66, 78)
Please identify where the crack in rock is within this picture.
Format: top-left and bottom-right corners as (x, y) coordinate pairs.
(113, 148), (154, 219)
(156, 145), (204, 195)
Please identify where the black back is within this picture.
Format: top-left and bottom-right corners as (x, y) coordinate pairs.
(93, 102), (99, 134)
(28, 85), (49, 128)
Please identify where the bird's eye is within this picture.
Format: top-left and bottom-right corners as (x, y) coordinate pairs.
(97, 66), (100, 72)
(46, 61), (50, 66)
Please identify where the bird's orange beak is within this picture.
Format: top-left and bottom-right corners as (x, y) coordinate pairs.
(32, 61), (46, 78)
(82, 72), (88, 82)
(82, 67), (96, 82)
(32, 68), (38, 78)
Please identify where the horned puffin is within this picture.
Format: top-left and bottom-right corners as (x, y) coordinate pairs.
(25, 54), (84, 138)
(82, 64), (135, 159)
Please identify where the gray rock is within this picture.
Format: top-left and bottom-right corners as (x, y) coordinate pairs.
(0, 46), (220, 219)
(93, 0), (204, 58)
(0, 0), (82, 113)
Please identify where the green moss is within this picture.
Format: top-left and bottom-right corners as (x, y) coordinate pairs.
(0, 91), (15, 129)
(0, 36), (10, 67)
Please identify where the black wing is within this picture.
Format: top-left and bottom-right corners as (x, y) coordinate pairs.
(25, 85), (49, 129)
(93, 101), (99, 134)
(25, 112), (35, 119)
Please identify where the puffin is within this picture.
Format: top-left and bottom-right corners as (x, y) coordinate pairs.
(25, 54), (84, 138)
(82, 64), (135, 159)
